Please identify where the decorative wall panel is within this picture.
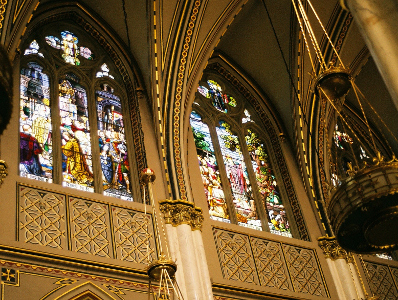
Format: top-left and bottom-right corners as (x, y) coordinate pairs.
(364, 262), (398, 300)
(213, 228), (328, 297)
(213, 228), (258, 284)
(17, 183), (156, 263)
(250, 237), (292, 290)
(18, 185), (66, 249)
(283, 245), (327, 297)
(69, 197), (111, 258)
(112, 206), (156, 263)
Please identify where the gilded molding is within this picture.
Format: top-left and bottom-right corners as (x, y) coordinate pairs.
(159, 199), (204, 230)
(0, 160), (8, 186)
(0, 0), (7, 29)
(318, 236), (353, 262)
(172, 0), (201, 201)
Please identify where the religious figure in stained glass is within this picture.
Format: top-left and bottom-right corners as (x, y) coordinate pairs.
(217, 121), (261, 230)
(197, 80), (237, 113)
(19, 62), (52, 182)
(190, 111), (229, 221)
(246, 129), (291, 237)
(59, 76), (94, 191)
(45, 31), (93, 65)
(96, 83), (132, 201)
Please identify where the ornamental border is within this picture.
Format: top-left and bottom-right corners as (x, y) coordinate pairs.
(172, 0), (201, 201)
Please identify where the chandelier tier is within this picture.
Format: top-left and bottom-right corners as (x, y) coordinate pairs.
(291, 0), (398, 253)
(328, 154), (398, 253)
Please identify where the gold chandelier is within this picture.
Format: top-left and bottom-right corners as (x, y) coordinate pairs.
(291, 0), (398, 254)
(140, 168), (185, 300)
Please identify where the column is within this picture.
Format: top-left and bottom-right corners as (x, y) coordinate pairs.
(160, 199), (213, 300)
(341, 0), (398, 109)
(318, 236), (367, 300)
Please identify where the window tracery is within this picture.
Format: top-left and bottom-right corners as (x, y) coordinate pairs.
(191, 79), (292, 237)
(20, 27), (134, 201)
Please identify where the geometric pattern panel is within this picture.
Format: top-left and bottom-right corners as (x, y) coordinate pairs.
(213, 227), (329, 296)
(364, 262), (398, 300)
(213, 228), (258, 284)
(69, 197), (112, 258)
(250, 237), (292, 290)
(17, 183), (157, 263)
(18, 185), (66, 249)
(283, 245), (328, 297)
(112, 206), (156, 263)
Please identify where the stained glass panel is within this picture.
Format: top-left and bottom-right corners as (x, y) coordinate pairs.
(334, 124), (353, 150)
(190, 112), (229, 222)
(59, 75), (94, 192)
(45, 36), (61, 49)
(96, 63), (114, 79)
(96, 83), (132, 201)
(45, 31), (93, 65)
(197, 80), (237, 113)
(20, 62), (52, 182)
(245, 129), (291, 237)
(24, 40), (44, 57)
(242, 109), (253, 123)
(79, 47), (94, 60)
(217, 121), (261, 230)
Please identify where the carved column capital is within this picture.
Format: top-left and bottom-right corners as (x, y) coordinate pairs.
(318, 236), (352, 262)
(159, 199), (204, 231)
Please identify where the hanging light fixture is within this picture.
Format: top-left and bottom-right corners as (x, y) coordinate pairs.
(140, 168), (185, 300)
(291, 0), (398, 254)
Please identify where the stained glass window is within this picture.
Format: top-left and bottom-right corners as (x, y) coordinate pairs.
(246, 129), (292, 237)
(96, 83), (132, 201)
(217, 121), (261, 231)
(197, 80), (237, 113)
(96, 64), (114, 79)
(334, 124), (353, 149)
(59, 75), (94, 192)
(20, 62), (52, 182)
(190, 111), (229, 222)
(24, 40), (44, 57)
(20, 28), (138, 202)
(192, 78), (294, 236)
(45, 31), (93, 65)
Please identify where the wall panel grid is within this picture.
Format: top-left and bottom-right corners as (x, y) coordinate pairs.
(213, 228), (329, 297)
(363, 261), (398, 300)
(18, 183), (156, 263)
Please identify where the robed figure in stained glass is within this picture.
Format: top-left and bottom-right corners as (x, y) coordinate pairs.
(20, 124), (44, 176)
(62, 130), (94, 185)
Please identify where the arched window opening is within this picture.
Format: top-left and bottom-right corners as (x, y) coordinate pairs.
(191, 79), (292, 237)
(59, 75), (94, 192)
(20, 26), (135, 201)
(96, 83), (132, 201)
(20, 62), (53, 182)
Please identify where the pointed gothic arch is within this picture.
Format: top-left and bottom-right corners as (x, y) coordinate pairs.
(17, 2), (148, 201)
(185, 54), (310, 240)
